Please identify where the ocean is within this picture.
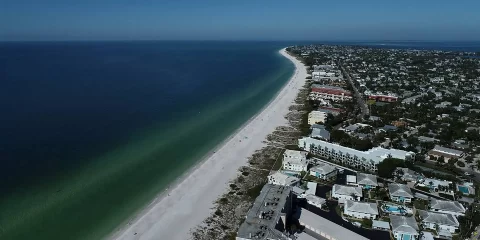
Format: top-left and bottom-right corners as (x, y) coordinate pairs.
(0, 41), (295, 240)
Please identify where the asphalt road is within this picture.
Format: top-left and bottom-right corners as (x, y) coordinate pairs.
(338, 62), (369, 120)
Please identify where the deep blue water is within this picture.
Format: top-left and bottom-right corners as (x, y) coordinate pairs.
(0, 41), (296, 239)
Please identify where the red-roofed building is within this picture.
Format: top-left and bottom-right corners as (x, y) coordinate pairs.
(310, 85), (353, 102)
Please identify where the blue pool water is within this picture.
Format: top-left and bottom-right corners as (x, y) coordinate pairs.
(385, 205), (405, 213)
(458, 186), (470, 194)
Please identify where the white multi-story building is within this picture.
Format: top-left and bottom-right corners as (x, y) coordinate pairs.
(417, 210), (459, 234)
(332, 184), (362, 202)
(344, 200), (379, 219)
(309, 162), (337, 180)
(307, 111), (327, 125)
(298, 137), (415, 172)
(282, 150), (308, 172)
(429, 199), (466, 217)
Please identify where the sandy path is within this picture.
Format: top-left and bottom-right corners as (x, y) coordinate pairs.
(110, 48), (307, 240)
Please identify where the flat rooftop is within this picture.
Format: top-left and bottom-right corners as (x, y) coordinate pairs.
(237, 184), (292, 240)
(298, 208), (369, 240)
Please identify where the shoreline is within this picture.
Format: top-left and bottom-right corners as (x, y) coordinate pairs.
(110, 47), (307, 240)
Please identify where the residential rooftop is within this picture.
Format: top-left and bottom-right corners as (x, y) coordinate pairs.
(430, 199), (466, 213)
(417, 210), (459, 227)
(390, 215), (419, 235)
(388, 183), (413, 198)
(345, 199), (379, 215)
(357, 173), (378, 187)
(333, 184), (363, 197)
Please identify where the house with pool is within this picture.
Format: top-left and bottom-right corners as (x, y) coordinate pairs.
(388, 183), (414, 203)
(356, 172), (378, 189)
(344, 199), (379, 219)
(429, 199), (466, 217)
(417, 210), (459, 234)
(390, 215), (419, 240)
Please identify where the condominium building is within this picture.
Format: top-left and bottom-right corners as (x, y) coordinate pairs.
(298, 137), (415, 172)
(236, 184), (292, 240)
(307, 111), (327, 125)
(282, 150), (308, 172)
(309, 84), (353, 102)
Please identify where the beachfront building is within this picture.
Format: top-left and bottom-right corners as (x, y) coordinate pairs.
(388, 183), (414, 203)
(309, 84), (353, 102)
(429, 199), (466, 217)
(357, 173), (378, 189)
(282, 150), (308, 172)
(305, 194), (326, 209)
(298, 137), (415, 172)
(267, 171), (300, 186)
(390, 215), (419, 240)
(332, 184), (362, 202)
(417, 210), (460, 234)
(344, 200), (379, 219)
(309, 162), (337, 181)
(428, 145), (464, 162)
(236, 184), (292, 240)
(307, 111), (327, 125)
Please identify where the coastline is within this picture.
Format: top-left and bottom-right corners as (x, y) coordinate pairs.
(110, 47), (308, 240)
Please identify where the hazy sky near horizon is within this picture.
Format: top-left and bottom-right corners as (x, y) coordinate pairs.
(1, 0), (480, 41)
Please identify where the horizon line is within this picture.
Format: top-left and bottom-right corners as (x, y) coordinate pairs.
(2, 39), (480, 43)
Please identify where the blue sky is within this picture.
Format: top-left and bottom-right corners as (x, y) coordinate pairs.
(1, 0), (479, 41)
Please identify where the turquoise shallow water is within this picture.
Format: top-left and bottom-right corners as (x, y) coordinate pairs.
(0, 41), (294, 239)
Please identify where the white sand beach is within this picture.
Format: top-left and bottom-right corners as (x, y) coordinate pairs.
(110, 48), (308, 240)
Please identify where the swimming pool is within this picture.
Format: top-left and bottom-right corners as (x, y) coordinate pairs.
(458, 186), (470, 194)
(383, 204), (413, 215)
(385, 205), (404, 213)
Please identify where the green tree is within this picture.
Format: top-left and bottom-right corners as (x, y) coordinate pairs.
(377, 158), (406, 178)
